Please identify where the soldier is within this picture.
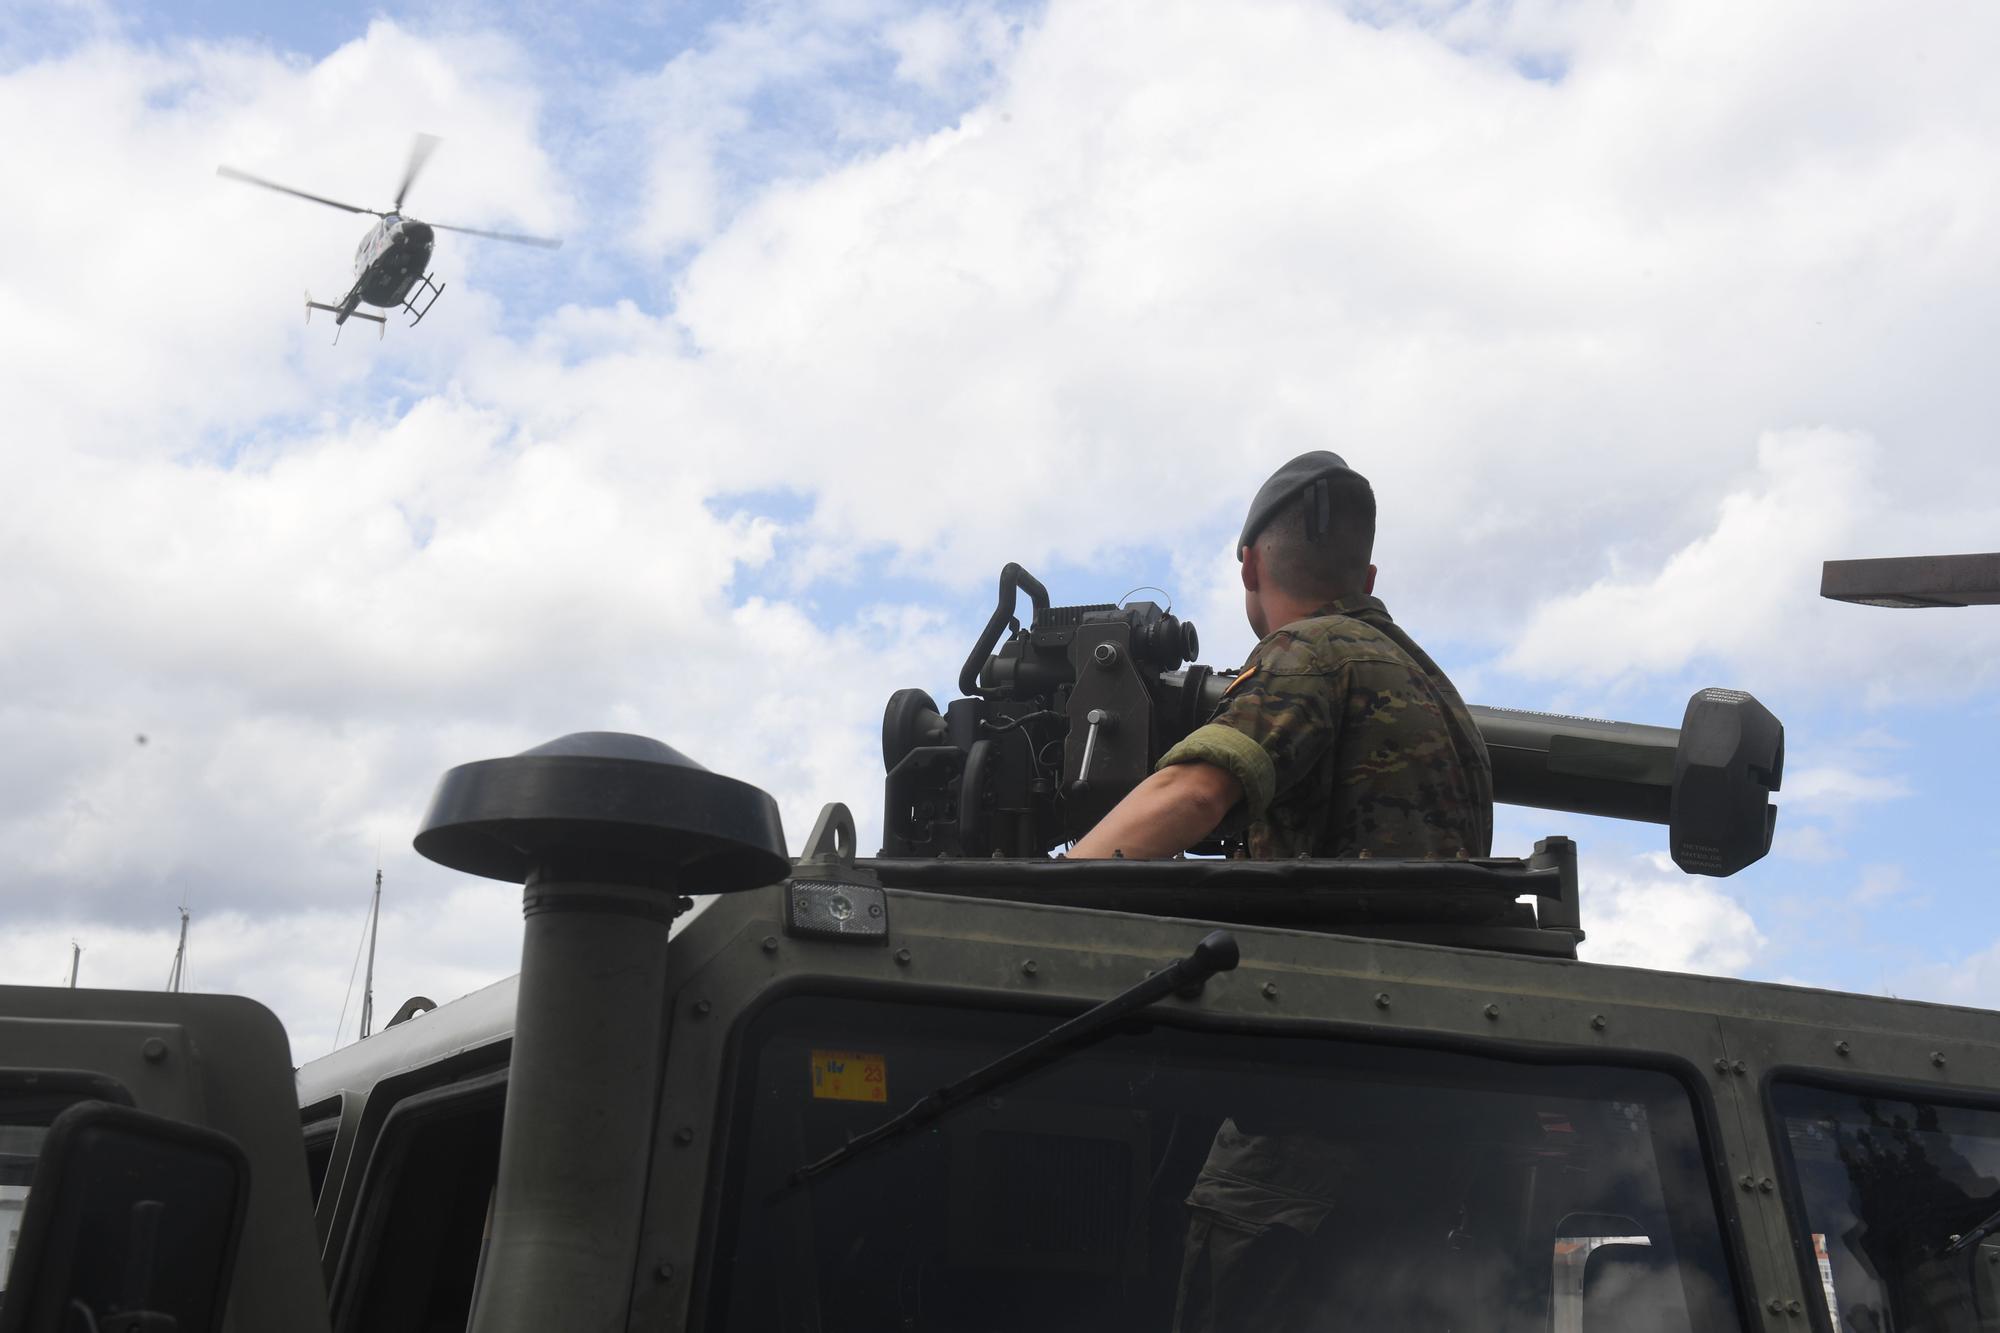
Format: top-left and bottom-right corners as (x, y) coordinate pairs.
(1070, 450), (1491, 863)
(1069, 450), (1494, 1331)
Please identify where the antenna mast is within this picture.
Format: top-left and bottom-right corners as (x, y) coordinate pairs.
(67, 942), (81, 988)
(166, 905), (190, 992)
(359, 869), (382, 1039)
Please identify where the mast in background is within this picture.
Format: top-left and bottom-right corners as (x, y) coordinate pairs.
(166, 905), (190, 992)
(359, 869), (382, 1039)
(66, 943), (81, 988)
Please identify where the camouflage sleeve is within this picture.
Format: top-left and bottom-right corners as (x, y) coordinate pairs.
(1154, 632), (1340, 825)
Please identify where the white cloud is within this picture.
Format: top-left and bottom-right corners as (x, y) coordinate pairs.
(0, 22), (569, 458)
(0, 877), (524, 1060)
(7, 0), (2000, 1046)
(1577, 853), (1766, 976)
(885, 4), (1014, 93)
(575, 0), (2000, 637)
(1849, 863), (1909, 907)
(1784, 766), (1913, 812)
(1501, 431), (1873, 682)
(1772, 823), (1843, 865)
(613, 1), (1018, 257)
(1500, 427), (2000, 695)
(1895, 936), (2000, 1014)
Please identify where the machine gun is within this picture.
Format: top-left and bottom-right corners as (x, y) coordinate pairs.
(881, 563), (1784, 876)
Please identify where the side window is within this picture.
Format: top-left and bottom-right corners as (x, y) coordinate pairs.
(0, 1073), (132, 1294)
(333, 1076), (504, 1333)
(1773, 1081), (2000, 1333)
(302, 1117), (338, 1204)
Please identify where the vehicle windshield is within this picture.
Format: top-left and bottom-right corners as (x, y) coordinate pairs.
(706, 994), (1743, 1332)
(1773, 1081), (2000, 1332)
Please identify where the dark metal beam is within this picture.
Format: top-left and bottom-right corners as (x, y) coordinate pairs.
(1820, 553), (2000, 607)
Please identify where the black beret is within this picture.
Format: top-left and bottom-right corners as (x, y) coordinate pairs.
(1238, 451), (1365, 552)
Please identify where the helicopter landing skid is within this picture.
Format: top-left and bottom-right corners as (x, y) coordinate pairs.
(403, 274), (446, 327)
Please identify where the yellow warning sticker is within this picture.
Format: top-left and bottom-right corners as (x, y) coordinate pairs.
(810, 1049), (888, 1103)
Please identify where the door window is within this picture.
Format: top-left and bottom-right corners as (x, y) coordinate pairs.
(332, 1077), (503, 1333)
(1773, 1081), (2000, 1332)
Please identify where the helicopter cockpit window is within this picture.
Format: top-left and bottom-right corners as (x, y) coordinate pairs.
(705, 995), (1744, 1332)
(1773, 1081), (2000, 1332)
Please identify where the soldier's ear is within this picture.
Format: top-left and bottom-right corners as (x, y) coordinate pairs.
(1364, 564), (1377, 595)
(1241, 546), (1263, 592)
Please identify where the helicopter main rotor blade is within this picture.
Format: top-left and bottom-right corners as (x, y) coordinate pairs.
(393, 133), (442, 211)
(427, 220), (564, 250)
(215, 165), (383, 217)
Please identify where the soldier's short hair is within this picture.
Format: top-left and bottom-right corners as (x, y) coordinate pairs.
(1255, 471), (1375, 601)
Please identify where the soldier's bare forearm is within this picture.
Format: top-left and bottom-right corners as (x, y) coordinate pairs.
(1069, 763), (1242, 860)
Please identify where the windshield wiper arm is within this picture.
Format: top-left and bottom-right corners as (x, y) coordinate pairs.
(1944, 1202), (2000, 1256)
(787, 930), (1240, 1192)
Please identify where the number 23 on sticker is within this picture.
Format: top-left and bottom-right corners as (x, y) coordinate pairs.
(810, 1049), (888, 1102)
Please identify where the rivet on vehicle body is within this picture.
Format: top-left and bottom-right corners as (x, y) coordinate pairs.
(655, 1262), (675, 1282)
(1732, 1059), (1748, 1075)
(1759, 1178), (1775, 1193)
(1021, 959), (1038, 977)
(1835, 1040), (1851, 1056)
(1373, 992), (1391, 1009)
(692, 1000), (712, 1018)
(1767, 1298), (1785, 1314)
(1739, 1175), (1756, 1192)
(1786, 1300), (1803, 1316)
(761, 936), (779, 954)
(141, 1038), (168, 1063)
(1933, 1051), (1948, 1067)
(894, 948), (912, 966)
(673, 1127), (695, 1145)
(1714, 1058), (1731, 1075)
(1590, 1014), (1607, 1031)
(1484, 1004), (1501, 1020)
(1262, 982), (1280, 1000)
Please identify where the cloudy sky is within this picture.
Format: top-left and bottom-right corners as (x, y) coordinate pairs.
(4, 0), (1997, 1060)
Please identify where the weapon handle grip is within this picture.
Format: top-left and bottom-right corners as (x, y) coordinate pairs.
(959, 563), (1052, 696)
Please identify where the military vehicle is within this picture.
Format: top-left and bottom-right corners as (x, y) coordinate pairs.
(4, 559), (1999, 1333)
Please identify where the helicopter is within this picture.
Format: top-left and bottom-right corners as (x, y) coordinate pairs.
(217, 133), (561, 340)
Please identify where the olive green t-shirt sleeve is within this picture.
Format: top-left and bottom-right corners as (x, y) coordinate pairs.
(1154, 632), (1341, 825)
(1156, 722), (1274, 823)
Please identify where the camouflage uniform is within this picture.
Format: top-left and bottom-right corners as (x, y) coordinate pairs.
(1156, 594), (1493, 1333)
(1156, 593), (1493, 861)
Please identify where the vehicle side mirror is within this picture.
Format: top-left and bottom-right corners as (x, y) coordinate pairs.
(0, 1101), (247, 1333)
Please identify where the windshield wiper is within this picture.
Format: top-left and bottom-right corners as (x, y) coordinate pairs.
(786, 929), (1240, 1193)
(1944, 1202), (2000, 1256)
